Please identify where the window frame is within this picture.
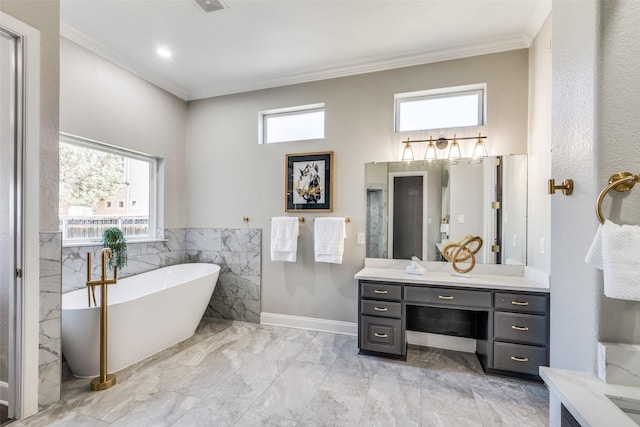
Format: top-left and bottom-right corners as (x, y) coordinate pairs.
(394, 84), (487, 133)
(59, 132), (159, 245)
(259, 103), (325, 144)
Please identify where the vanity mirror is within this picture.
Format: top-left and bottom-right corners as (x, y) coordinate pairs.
(365, 155), (527, 265)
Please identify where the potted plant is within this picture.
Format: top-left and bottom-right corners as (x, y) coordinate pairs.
(102, 227), (127, 270)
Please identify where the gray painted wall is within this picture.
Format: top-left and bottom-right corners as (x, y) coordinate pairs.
(550, 0), (600, 374)
(60, 37), (188, 229)
(597, 0), (640, 345)
(186, 50), (529, 323)
(527, 14), (552, 276)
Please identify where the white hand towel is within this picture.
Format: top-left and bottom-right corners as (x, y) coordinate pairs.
(314, 217), (346, 264)
(586, 220), (640, 301)
(405, 261), (426, 275)
(271, 217), (299, 262)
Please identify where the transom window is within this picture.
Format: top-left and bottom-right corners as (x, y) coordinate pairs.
(59, 133), (158, 243)
(260, 103), (325, 144)
(395, 84), (486, 132)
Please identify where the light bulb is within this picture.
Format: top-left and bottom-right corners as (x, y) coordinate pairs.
(401, 141), (414, 162)
(447, 136), (461, 164)
(424, 138), (437, 163)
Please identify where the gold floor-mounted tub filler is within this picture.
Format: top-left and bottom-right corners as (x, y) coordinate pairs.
(86, 248), (118, 391)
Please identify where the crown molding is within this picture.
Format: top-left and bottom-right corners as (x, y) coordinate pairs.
(61, 22), (190, 100)
(189, 34), (530, 100)
(61, 21), (533, 102)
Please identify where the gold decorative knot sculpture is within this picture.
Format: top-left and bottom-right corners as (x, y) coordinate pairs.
(442, 235), (483, 274)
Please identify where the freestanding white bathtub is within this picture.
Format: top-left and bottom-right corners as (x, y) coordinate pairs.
(62, 263), (220, 378)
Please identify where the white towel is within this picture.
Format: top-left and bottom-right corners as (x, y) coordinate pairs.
(314, 217), (346, 264)
(585, 220), (640, 301)
(271, 217), (299, 262)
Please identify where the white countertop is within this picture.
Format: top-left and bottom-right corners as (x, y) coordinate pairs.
(540, 367), (640, 427)
(354, 267), (550, 293)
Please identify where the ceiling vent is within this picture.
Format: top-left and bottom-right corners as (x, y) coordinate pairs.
(193, 0), (227, 13)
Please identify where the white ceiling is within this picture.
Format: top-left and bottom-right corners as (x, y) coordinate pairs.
(60, 0), (551, 101)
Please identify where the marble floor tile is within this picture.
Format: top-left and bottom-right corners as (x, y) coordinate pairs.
(17, 318), (548, 426)
(359, 374), (422, 427)
(172, 373), (273, 427)
(298, 390), (366, 426)
(250, 360), (330, 420)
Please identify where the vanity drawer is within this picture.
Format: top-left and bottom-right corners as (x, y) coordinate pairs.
(494, 292), (548, 314)
(493, 342), (547, 376)
(494, 312), (547, 345)
(404, 286), (491, 308)
(360, 282), (402, 301)
(360, 315), (403, 355)
(361, 300), (401, 318)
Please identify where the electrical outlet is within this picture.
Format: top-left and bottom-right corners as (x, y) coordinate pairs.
(539, 238), (546, 254)
(458, 215), (465, 224)
(357, 232), (365, 245)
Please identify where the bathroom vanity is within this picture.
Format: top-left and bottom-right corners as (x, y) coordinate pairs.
(355, 266), (550, 380)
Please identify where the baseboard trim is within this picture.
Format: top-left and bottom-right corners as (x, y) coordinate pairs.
(406, 330), (476, 353)
(0, 380), (7, 406)
(260, 312), (477, 353)
(260, 312), (357, 336)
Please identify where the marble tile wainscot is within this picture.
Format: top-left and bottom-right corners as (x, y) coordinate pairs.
(186, 228), (261, 324)
(61, 229), (186, 293)
(39, 232), (62, 408)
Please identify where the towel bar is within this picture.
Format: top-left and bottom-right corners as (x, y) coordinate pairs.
(596, 172), (640, 224)
(313, 217), (350, 223)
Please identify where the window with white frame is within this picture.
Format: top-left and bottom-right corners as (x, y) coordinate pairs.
(59, 133), (158, 243)
(395, 84), (486, 132)
(260, 103), (325, 144)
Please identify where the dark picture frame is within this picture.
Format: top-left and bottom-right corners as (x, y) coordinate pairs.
(285, 151), (333, 212)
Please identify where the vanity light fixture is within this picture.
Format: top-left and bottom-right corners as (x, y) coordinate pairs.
(401, 139), (415, 162)
(424, 137), (438, 163)
(447, 135), (461, 164)
(469, 132), (488, 164)
(400, 133), (488, 165)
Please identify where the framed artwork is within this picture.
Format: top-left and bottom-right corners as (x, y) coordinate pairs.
(285, 151), (333, 212)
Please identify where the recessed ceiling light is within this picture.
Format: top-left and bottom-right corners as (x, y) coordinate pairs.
(156, 48), (172, 59)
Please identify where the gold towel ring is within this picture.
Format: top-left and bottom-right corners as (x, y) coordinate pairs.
(596, 172), (640, 224)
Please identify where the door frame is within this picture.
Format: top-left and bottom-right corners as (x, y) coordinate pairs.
(0, 11), (41, 419)
(388, 170), (428, 260)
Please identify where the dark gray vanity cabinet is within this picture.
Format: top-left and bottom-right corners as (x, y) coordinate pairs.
(357, 279), (550, 380)
(491, 291), (550, 379)
(358, 281), (406, 358)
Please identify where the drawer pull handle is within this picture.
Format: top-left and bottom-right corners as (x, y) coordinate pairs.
(373, 307), (388, 312)
(374, 290), (388, 294)
(438, 295), (454, 300)
(374, 333), (388, 338)
(511, 301), (529, 306)
(511, 325), (529, 331)
(510, 356), (529, 363)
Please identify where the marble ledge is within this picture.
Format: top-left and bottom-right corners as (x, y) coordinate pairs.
(355, 267), (549, 293)
(540, 366), (640, 427)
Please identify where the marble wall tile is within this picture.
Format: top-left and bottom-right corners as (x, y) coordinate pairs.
(62, 229), (186, 292)
(39, 232), (62, 407)
(61, 228), (262, 326)
(187, 228), (262, 324)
